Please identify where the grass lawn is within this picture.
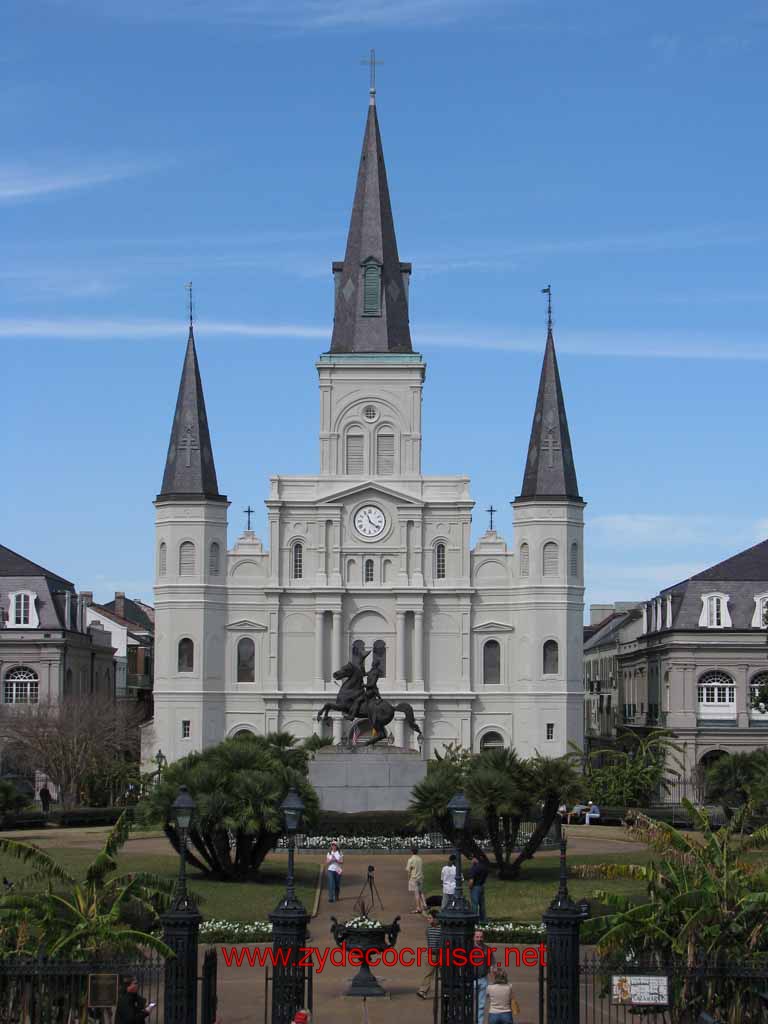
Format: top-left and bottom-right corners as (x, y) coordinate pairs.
(0, 842), (320, 923)
(423, 850), (652, 921)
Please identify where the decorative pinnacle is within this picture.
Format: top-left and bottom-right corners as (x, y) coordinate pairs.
(361, 48), (383, 105)
(187, 281), (194, 329)
(557, 836), (569, 901)
(542, 284), (552, 332)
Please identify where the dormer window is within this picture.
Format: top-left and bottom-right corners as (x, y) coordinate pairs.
(751, 593), (768, 628)
(8, 591), (38, 628)
(699, 592), (732, 629)
(362, 260), (382, 316)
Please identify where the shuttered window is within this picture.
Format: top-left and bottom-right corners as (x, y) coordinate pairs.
(542, 542), (558, 577)
(179, 542), (195, 576)
(519, 543), (530, 577)
(376, 433), (395, 475)
(158, 542), (167, 576)
(483, 641), (500, 684)
(209, 542), (220, 576)
(569, 542), (578, 578)
(363, 263), (381, 315)
(364, 559), (374, 583)
(435, 543), (446, 580)
(543, 640), (559, 674)
(292, 543), (303, 580)
(346, 434), (364, 474)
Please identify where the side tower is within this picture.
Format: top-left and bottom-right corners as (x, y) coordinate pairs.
(512, 312), (585, 755)
(149, 320), (229, 763)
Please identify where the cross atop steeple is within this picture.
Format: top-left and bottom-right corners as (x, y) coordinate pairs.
(542, 284), (552, 332)
(486, 505), (497, 532)
(243, 505), (255, 531)
(360, 48), (383, 105)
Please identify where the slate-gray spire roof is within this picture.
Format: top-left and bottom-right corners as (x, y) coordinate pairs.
(516, 327), (581, 502)
(157, 325), (225, 502)
(329, 99), (413, 354)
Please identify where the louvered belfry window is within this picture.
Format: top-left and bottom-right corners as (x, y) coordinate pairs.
(179, 541), (195, 576)
(346, 433), (364, 474)
(363, 263), (381, 315)
(376, 433), (395, 475)
(542, 542), (559, 577)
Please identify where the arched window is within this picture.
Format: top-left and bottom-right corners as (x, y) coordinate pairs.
(234, 729), (255, 739)
(542, 542), (559, 577)
(483, 640), (501, 685)
(569, 542), (578, 578)
(178, 638), (194, 673)
(346, 433), (364, 474)
(292, 543), (303, 580)
(697, 671), (735, 716)
(543, 640), (559, 675)
(376, 433), (395, 475)
(158, 542), (167, 576)
(480, 731), (504, 751)
(750, 672), (768, 714)
(209, 542), (220, 576)
(435, 543), (446, 580)
(364, 559), (374, 583)
(237, 638), (255, 682)
(519, 543), (530, 577)
(179, 541), (195, 576)
(362, 261), (382, 316)
(373, 639), (387, 677)
(3, 668), (39, 704)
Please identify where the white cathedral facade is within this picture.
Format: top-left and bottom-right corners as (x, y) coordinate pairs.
(144, 94), (586, 767)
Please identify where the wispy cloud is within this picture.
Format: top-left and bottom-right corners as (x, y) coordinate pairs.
(0, 159), (166, 203)
(589, 514), (768, 550)
(2, 317), (768, 362)
(54, 0), (494, 28)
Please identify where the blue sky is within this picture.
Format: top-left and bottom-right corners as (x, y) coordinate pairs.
(2, 1), (768, 613)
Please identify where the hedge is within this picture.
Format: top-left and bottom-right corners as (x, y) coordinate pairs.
(48, 807), (135, 828)
(0, 810), (47, 831)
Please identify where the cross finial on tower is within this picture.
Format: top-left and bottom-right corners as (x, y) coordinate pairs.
(360, 48), (383, 105)
(486, 505), (497, 532)
(243, 505), (255, 531)
(187, 281), (194, 329)
(541, 284), (552, 332)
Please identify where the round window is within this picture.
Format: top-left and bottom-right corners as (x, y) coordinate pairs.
(363, 405), (377, 421)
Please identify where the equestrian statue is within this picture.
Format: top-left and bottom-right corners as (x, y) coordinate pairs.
(316, 644), (422, 747)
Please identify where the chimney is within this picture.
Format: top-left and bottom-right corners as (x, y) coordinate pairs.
(64, 590), (72, 630)
(81, 591), (93, 607)
(115, 591), (126, 618)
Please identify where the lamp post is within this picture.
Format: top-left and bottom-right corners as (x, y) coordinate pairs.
(268, 787), (311, 1024)
(438, 791), (478, 1024)
(154, 748), (168, 776)
(541, 836), (589, 1024)
(162, 785), (202, 1024)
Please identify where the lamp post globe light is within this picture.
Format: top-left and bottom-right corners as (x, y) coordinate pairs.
(269, 786), (311, 1024)
(438, 791), (478, 1024)
(162, 785), (202, 1024)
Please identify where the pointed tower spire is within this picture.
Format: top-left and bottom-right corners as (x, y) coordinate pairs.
(157, 302), (225, 502)
(329, 93), (412, 354)
(516, 293), (581, 502)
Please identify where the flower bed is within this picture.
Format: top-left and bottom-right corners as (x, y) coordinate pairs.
(200, 919), (272, 943)
(479, 920), (546, 942)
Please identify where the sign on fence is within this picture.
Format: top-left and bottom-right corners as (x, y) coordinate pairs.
(611, 974), (669, 1006)
(87, 973), (119, 1008)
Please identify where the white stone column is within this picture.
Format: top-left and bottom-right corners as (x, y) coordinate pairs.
(413, 610), (424, 687)
(332, 610), (343, 676)
(332, 714), (344, 745)
(314, 610), (324, 686)
(396, 610), (407, 686)
(393, 717), (405, 748)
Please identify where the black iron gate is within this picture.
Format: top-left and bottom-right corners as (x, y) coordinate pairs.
(200, 948), (218, 1024)
(264, 965), (314, 1024)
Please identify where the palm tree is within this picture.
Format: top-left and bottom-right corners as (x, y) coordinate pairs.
(0, 811), (174, 958)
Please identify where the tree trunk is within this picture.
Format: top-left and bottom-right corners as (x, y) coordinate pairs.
(505, 796), (558, 879)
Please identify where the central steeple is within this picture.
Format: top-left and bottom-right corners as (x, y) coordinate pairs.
(329, 94), (413, 354)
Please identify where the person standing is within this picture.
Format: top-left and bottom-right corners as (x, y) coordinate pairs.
(326, 841), (343, 903)
(440, 853), (457, 909)
(115, 976), (151, 1024)
(416, 910), (442, 999)
(486, 964), (520, 1023)
(406, 844), (427, 913)
(38, 786), (52, 815)
(467, 854), (488, 921)
(473, 928), (490, 1024)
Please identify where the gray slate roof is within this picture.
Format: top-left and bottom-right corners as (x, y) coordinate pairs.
(0, 544), (73, 587)
(516, 328), (581, 502)
(691, 539), (768, 581)
(329, 100), (413, 354)
(158, 326), (225, 502)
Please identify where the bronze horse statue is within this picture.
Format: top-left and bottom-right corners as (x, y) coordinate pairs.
(316, 647), (422, 748)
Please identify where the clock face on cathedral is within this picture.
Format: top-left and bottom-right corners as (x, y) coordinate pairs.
(354, 505), (386, 539)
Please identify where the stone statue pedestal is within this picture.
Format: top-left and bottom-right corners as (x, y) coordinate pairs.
(308, 746), (426, 812)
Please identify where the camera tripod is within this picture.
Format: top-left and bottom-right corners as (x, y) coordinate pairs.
(354, 865), (385, 914)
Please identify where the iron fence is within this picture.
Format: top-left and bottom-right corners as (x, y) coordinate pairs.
(576, 954), (768, 1024)
(0, 952), (165, 1024)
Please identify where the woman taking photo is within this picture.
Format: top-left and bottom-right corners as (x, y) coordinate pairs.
(326, 840), (343, 903)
